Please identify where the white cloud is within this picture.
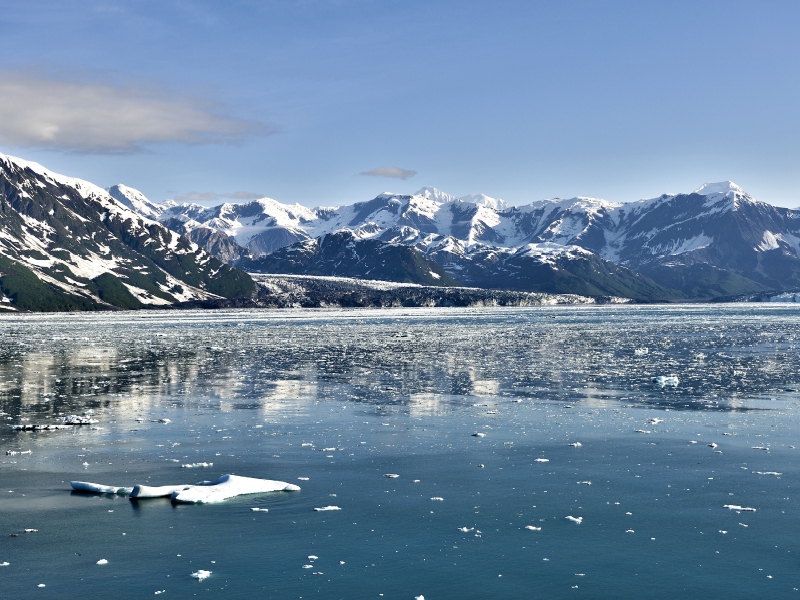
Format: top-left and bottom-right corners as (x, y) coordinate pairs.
(0, 72), (270, 153)
(360, 166), (417, 180)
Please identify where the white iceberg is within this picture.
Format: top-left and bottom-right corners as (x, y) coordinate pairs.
(565, 516), (583, 524)
(171, 474), (300, 504)
(130, 484), (191, 499)
(652, 375), (679, 387)
(314, 506), (341, 511)
(71, 481), (134, 495)
(191, 570), (211, 580)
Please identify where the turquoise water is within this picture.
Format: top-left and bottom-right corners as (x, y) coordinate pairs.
(1, 306), (799, 598)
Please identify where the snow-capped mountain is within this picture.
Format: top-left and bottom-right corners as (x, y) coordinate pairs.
(122, 179), (800, 300)
(0, 155), (254, 311)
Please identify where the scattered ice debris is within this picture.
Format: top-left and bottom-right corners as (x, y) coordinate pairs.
(652, 375), (679, 387)
(384, 474), (399, 478)
(534, 458), (549, 463)
(565, 516), (583, 524)
(6, 450), (31, 455)
(10, 423), (72, 431)
(96, 559), (108, 565)
(430, 497), (444, 501)
(567, 442), (582, 447)
(314, 506), (341, 511)
(250, 508), (269, 512)
(130, 484), (189, 499)
(71, 481), (134, 495)
(724, 505), (756, 512)
(525, 526), (542, 531)
(472, 433), (486, 437)
(753, 471), (782, 476)
(62, 415), (97, 425)
(181, 462), (213, 468)
(708, 443), (718, 449)
(191, 570), (211, 581)
(172, 475), (301, 504)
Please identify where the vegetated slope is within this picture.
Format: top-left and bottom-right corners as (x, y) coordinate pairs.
(0, 155), (255, 311)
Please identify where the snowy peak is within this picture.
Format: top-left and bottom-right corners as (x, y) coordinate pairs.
(107, 184), (163, 219)
(415, 187), (459, 204)
(693, 181), (746, 197)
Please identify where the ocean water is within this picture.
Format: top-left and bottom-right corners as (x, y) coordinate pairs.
(1, 305), (799, 599)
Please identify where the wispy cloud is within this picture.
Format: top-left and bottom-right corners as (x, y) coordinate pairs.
(359, 166), (417, 180)
(173, 191), (263, 203)
(0, 71), (271, 153)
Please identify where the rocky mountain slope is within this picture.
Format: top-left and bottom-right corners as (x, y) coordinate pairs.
(0, 154), (255, 311)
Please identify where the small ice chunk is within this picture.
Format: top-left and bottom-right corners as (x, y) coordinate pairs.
(172, 475), (300, 504)
(634, 347), (649, 355)
(384, 474), (399, 478)
(565, 516), (583, 524)
(567, 442), (582, 447)
(250, 507), (269, 512)
(577, 481), (591, 485)
(301, 564), (313, 569)
(525, 525), (542, 531)
(458, 527), (474, 532)
(62, 415), (98, 425)
(298, 477), (310, 481)
(308, 555), (318, 560)
(635, 430), (651, 434)
(96, 559), (108, 565)
(652, 375), (679, 386)
(753, 471), (782, 476)
(191, 570), (211, 580)
(724, 504), (756, 511)
(708, 443), (718, 448)
(626, 529), (634, 533)
(430, 497), (444, 501)
(71, 481), (134, 495)
(649, 418), (664, 424)
(415, 596), (425, 600)
(534, 458), (549, 463)
(181, 462), (213, 468)
(472, 433), (486, 437)
(314, 506), (341, 511)
(0, 562), (8, 566)
(24, 529), (38, 533)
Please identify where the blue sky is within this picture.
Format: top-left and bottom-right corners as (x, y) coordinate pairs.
(1, 0), (799, 207)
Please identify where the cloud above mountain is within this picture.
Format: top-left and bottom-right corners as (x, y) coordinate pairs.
(0, 72), (271, 153)
(359, 166), (417, 180)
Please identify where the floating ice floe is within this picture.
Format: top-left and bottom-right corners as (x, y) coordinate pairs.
(567, 442), (582, 447)
(314, 506), (341, 511)
(191, 570), (211, 580)
(250, 507), (269, 512)
(525, 526), (542, 531)
(71, 481), (134, 495)
(171, 475), (300, 504)
(577, 481), (591, 485)
(415, 596), (425, 600)
(24, 529), (38, 533)
(649, 418), (664, 424)
(635, 430), (651, 434)
(181, 462), (213, 468)
(298, 477), (309, 481)
(634, 347), (649, 356)
(130, 484), (189, 499)
(652, 375), (679, 387)
(96, 559), (108, 565)
(62, 415), (97, 425)
(458, 527), (474, 532)
(753, 471), (782, 476)
(724, 504), (756, 512)
(565, 516), (583, 524)
(0, 562), (8, 566)
(751, 446), (769, 451)
(534, 458), (549, 462)
(6, 450), (31, 455)
(384, 473), (399, 478)
(708, 443), (718, 448)
(10, 423), (72, 431)
(430, 497), (444, 501)
(472, 433), (486, 437)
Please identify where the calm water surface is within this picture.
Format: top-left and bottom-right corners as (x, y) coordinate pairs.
(1, 305), (799, 599)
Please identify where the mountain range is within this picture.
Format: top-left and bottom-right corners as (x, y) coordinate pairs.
(119, 180), (800, 301)
(2, 151), (799, 310)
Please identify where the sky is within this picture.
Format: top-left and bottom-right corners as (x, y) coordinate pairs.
(1, 0), (799, 208)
